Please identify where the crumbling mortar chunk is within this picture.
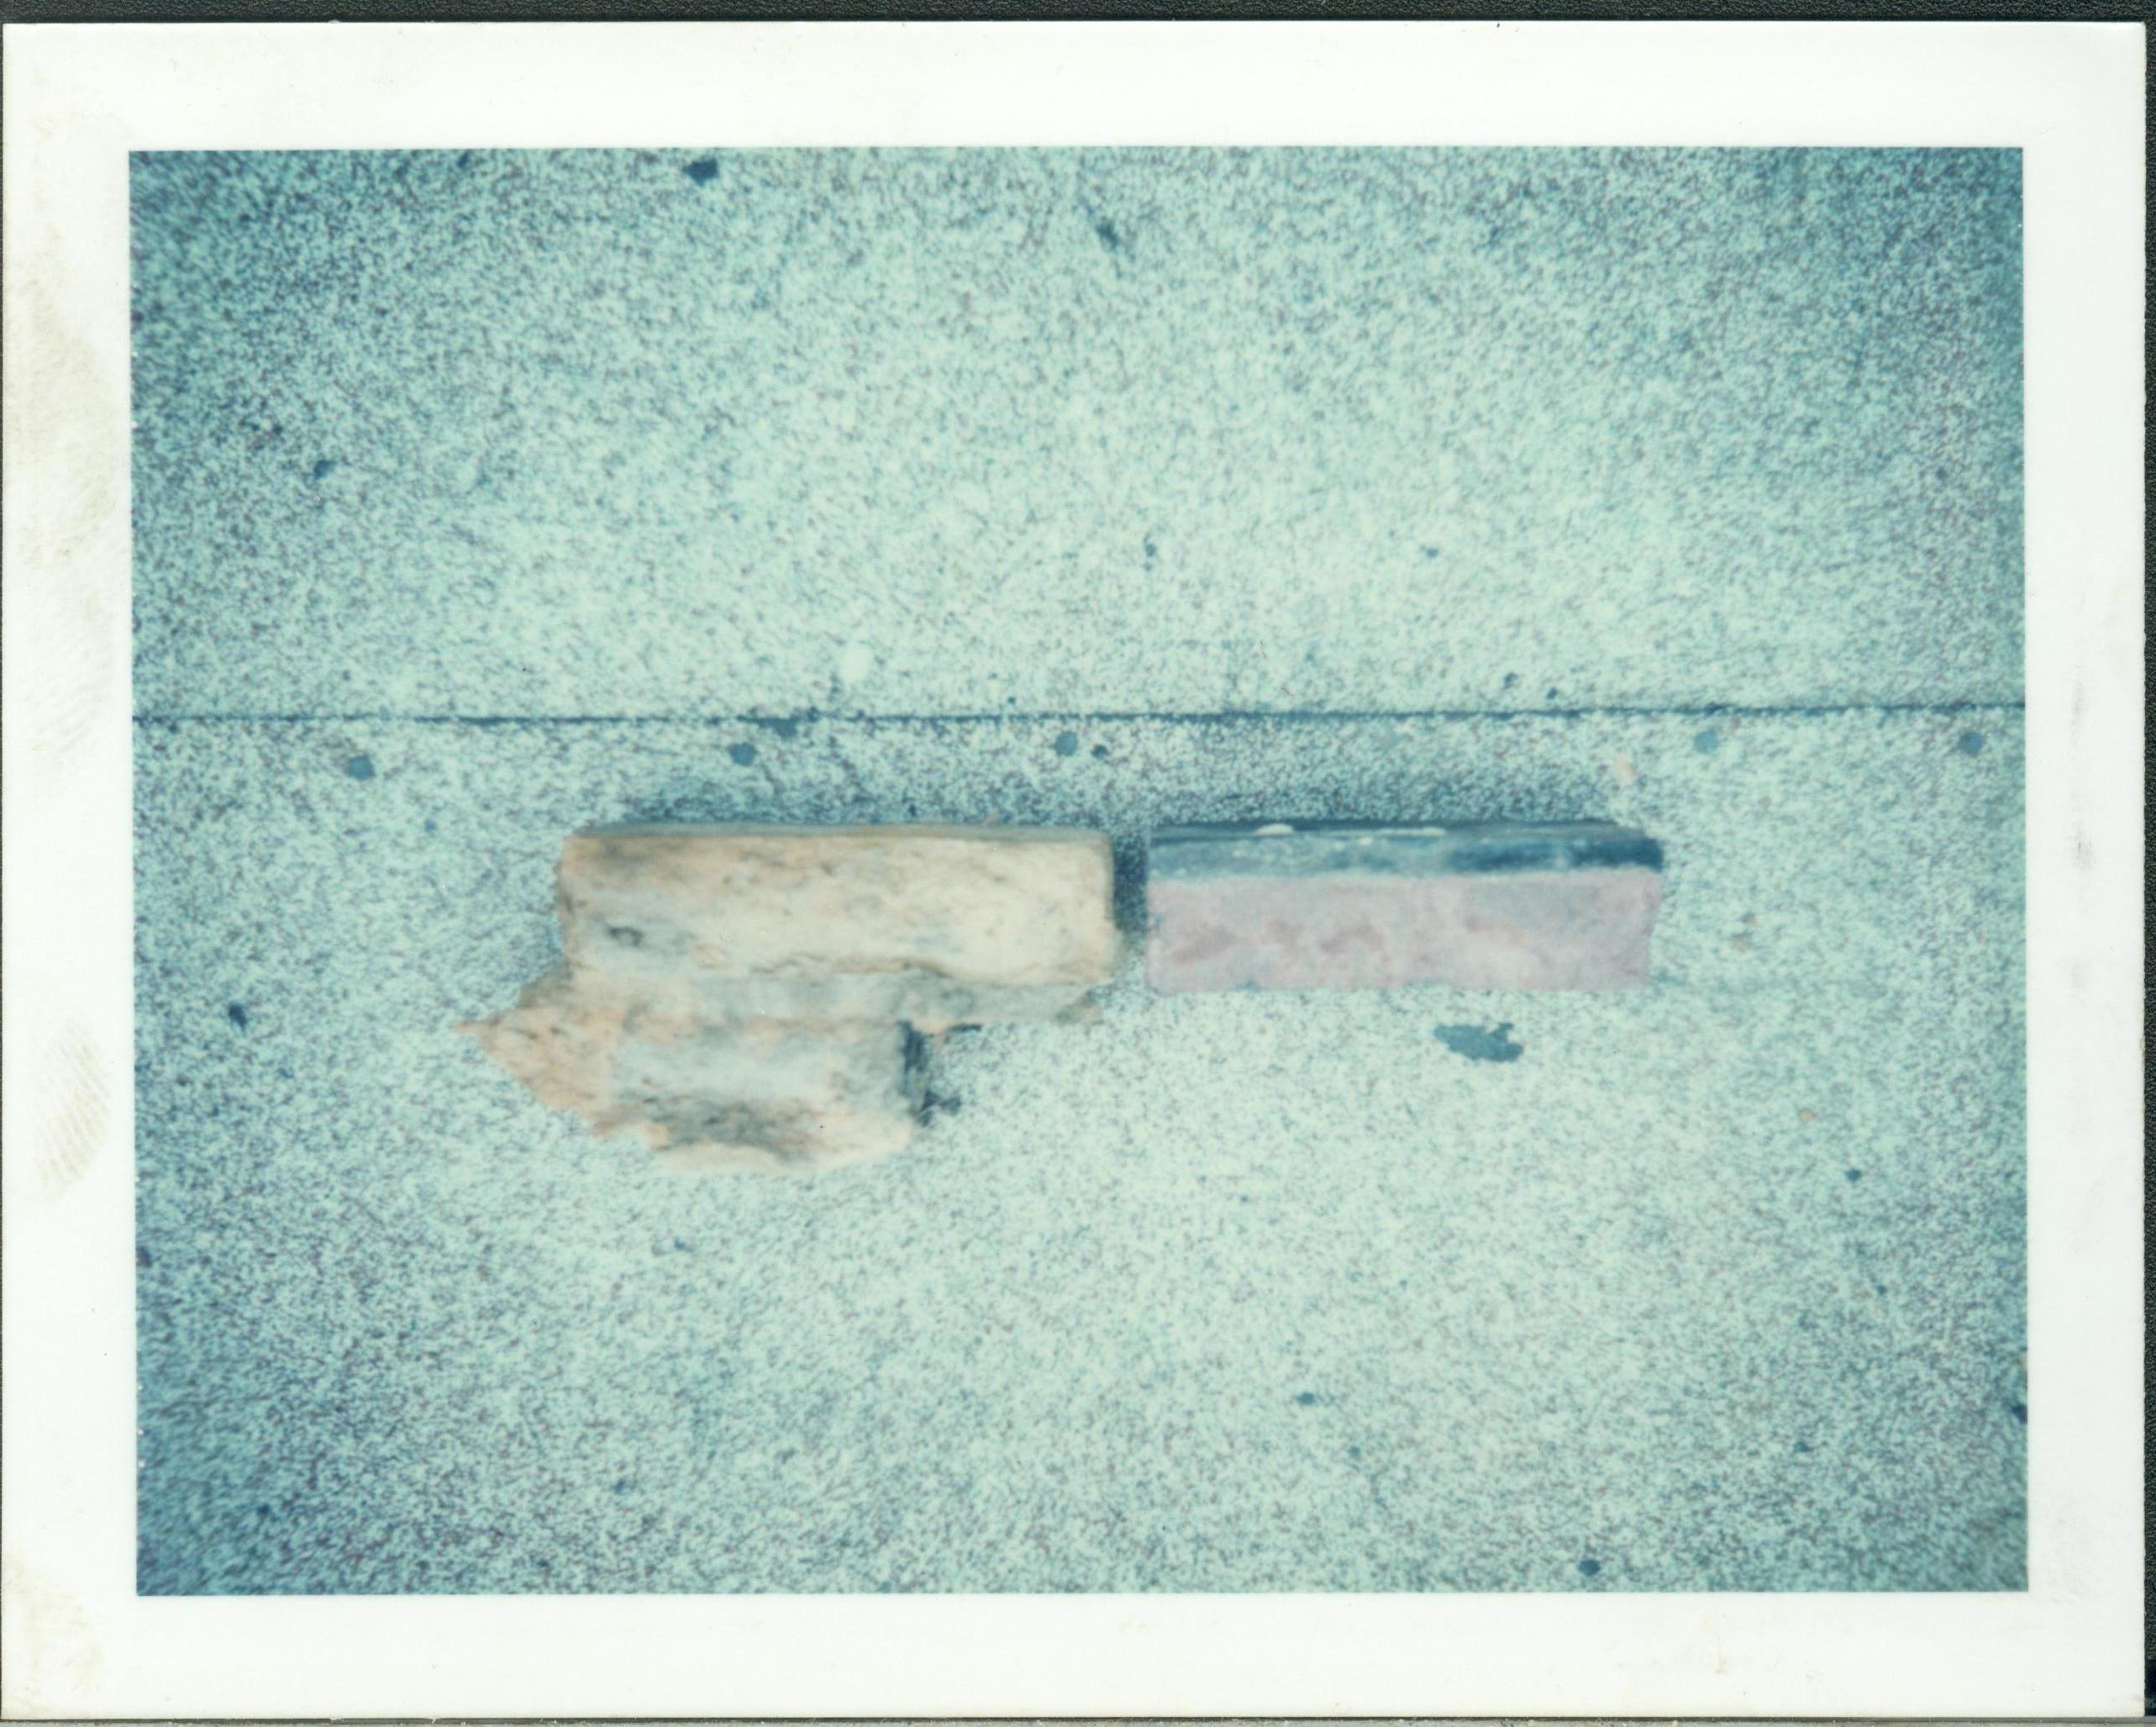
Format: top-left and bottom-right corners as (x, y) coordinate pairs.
(461, 824), (1118, 1174)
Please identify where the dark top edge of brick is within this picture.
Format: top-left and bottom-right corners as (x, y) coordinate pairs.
(1148, 820), (1664, 878)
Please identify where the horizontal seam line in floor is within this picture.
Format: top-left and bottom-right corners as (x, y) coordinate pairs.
(131, 699), (2027, 727)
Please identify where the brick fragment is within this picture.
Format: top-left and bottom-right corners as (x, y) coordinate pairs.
(464, 824), (1117, 1172)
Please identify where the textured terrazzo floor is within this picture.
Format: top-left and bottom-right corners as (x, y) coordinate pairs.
(131, 147), (2025, 1594)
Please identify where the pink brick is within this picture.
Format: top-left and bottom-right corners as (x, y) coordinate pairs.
(1145, 822), (1662, 994)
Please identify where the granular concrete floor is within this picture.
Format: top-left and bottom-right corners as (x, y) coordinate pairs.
(132, 147), (2024, 1594)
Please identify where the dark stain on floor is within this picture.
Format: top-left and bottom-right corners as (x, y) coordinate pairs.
(1433, 1022), (1524, 1063)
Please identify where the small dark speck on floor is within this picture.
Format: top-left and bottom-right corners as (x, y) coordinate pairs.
(1578, 1557), (1601, 1577)
(2009, 1399), (2027, 1424)
(1093, 215), (1125, 253)
(226, 1003), (250, 1029)
(344, 753), (376, 780)
(1294, 1390), (1319, 1407)
(1543, 686), (1559, 700)
(1433, 1021), (1524, 1063)
(1053, 729), (1080, 757)
(1091, 743), (1110, 760)
(309, 458), (335, 482)
(1845, 1167), (1864, 1182)
(1958, 729), (1988, 756)
(728, 741), (757, 766)
(1694, 727), (1722, 753)
(136, 1245), (154, 1268)
(423, 817), (438, 835)
(673, 1238), (690, 1252)
(1794, 1439), (1813, 1454)
(1421, 545), (1441, 561)
(1142, 534), (1158, 563)
(1502, 672), (1520, 689)
(684, 158), (719, 185)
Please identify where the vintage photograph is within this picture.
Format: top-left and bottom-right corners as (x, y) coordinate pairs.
(129, 143), (2029, 1597)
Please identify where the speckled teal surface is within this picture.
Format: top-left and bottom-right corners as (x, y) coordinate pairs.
(132, 147), (2021, 719)
(132, 149), (2025, 1595)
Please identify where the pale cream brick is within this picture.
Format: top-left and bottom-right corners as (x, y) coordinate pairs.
(464, 823), (1117, 1172)
(556, 823), (1118, 1032)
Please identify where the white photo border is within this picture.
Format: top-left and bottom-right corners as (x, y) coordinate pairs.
(1, 18), (2143, 1719)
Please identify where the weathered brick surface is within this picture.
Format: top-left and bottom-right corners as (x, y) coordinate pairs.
(464, 969), (920, 1174)
(558, 823), (1118, 1031)
(465, 824), (1117, 1172)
